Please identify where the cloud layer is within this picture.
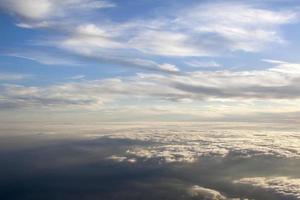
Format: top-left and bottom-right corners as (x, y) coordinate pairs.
(2, 61), (300, 114)
(235, 176), (300, 199)
(94, 124), (300, 163)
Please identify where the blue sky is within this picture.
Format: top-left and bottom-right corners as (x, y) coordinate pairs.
(1, 0), (300, 122)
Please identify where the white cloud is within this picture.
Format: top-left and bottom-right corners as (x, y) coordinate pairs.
(0, 73), (28, 81)
(158, 64), (179, 73)
(1, 0), (52, 20)
(59, 38), (181, 73)
(5, 52), (82, 66)
(103, 125), (300, 163)
(174, 2), (296, 52)
(128, 30), (207, 56)
(262, 59), (288, 65)
(187, 185), (226, 200)
(235, 177), (300, 199)
(185, 60), (221, 68)
(61, 35), (123, 51)
(107, 155), (127, 162)
(3, 1), (295, 60)
(62, 24), (124, 50)
(69, 75), (86, 80)
(48, 23), (180, 73)
(0, 83), (108, 110)
(2, 60), (300, 112)
(124, 2), (297, 56)
(0, 0), (114, 21)
(107, 155), (136, 163)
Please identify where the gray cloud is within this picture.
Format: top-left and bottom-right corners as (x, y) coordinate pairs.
(172, 78), (300, 99)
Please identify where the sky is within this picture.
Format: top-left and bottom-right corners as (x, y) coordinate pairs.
(1, 0), (300, 123)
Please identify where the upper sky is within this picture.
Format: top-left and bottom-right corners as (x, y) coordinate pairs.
(1, 0), (300, 122)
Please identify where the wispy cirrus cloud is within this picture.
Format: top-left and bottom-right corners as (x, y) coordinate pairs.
(68, 75), (86, 80)
(126, 2), (297, 56)
(0, 73), (29, 81)
(185, 60), (221, 68)
(175, 2), (296, 52)
(51, 1), (296, 71)
(2, 1), (296, 63)
(2, 60), (300, 112)
(55, 2), (297, 59)
(4, 52), (83, 66)
(1, 0), (300, 122)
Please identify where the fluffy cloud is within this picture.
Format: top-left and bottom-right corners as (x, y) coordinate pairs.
(0, 0), (114, 21)
(101, 124), (300, 163)
(235, 177), (300, 199)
